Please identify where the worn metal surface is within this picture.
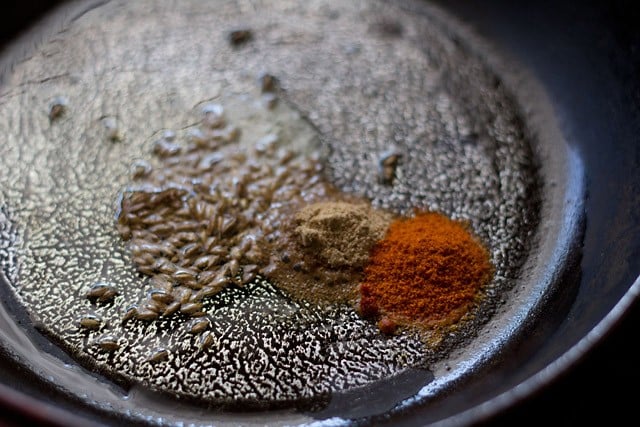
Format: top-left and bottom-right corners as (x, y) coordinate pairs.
(0, 0), (559, 425)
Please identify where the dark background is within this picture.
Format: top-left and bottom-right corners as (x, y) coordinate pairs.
(1, 1), (639, 426)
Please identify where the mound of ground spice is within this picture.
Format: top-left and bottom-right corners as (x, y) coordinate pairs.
(266, 201), (393, 306)
(294, 201), (392, 268)
(358, 212), (493, 334)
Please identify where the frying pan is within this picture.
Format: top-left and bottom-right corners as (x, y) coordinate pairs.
(0, 0), (638, 426)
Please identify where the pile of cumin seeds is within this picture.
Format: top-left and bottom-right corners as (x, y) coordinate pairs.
(99, 93), (430, 408)
(116, 94), (347, 322)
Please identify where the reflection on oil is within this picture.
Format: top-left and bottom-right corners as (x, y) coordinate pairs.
(0, 0), (543, 424)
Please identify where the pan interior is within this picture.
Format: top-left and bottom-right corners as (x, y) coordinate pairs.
(0, 0), (583, 425)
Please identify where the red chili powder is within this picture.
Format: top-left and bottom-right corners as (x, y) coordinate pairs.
(358, 211), (493, 331)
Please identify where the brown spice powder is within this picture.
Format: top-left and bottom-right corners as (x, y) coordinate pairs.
(294, 202), (392, 268)
(266, 201), (393, 306)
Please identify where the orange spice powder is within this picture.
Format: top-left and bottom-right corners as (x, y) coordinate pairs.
(357, 211), (493, 333)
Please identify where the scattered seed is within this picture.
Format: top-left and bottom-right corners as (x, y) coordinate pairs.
(277, 149), (295, 166)
(136, 308), (159, 321)
(190, 311), (207, 318)
(199, 152), (225, 170)
(48, 96), (69, 120)
(193, 254), (219, 270)
(220, 216), (237, 236)
(241, 264), (258, 284)
(96, 335), (120, 352)
(146, 299), (167, 313)
(188, 318), (210, 334)
(122, 305), (138, 322)
(86, 282), (119, 303)
(131, 160), (152, 179)
(79, 314), (101, 330)
(201, 103), (225, 129)
(228, 259), (240, 277)
(378, 148), (402, 185)
(180, 243), (201, 259)
(101, 116), (122, 141)
(209, 245), (228, 257)
(149, 274), (173, 292)
(153, 138), (181, 157)
(172, 232), (199, 245)
(187, 127), (208, 146)
(156, 258), (177, 275)
(177, 289), (192, 305)
(86, 282), (109, 299)
(98, 288), (118, 303)
(228, 28), (252, 46)
(210, 274), (231, 289)
(180, 302), (203, 315)
(199, 331), (215, 350)
(162, 301), (181, 316)
(146, 348), (169, 363)
(183, 279), (204, 290)
(133, 252), (156, 266)
(257, 72), (278, 93)
(162, 129), (177, 142)
(198, 269), (218, 284)
(243, 247), (264, 264)
(143, 242), (175, 257)
(174, 268), (198, 283)
(150, 289), (174, 304)
(229, 246), (243, 261)
(193, 285), (221, 301)
(211, 125), (240, 143)
(255, 133), (278, 154)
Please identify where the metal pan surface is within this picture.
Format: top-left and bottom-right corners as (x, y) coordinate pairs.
(0, 0), (638, 426)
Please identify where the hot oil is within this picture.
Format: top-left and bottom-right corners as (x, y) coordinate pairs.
(106, 93), (431, 408)
(0, 0), (541, 424)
